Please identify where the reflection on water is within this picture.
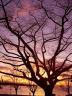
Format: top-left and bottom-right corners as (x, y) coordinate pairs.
(0, 85), (71, 96)
(0, 85), (44, 96)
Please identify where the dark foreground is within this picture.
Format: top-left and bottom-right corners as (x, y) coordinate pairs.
(0, 94), (31, 96)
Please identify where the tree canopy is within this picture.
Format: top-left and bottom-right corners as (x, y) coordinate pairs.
(0, 0), (72, 96)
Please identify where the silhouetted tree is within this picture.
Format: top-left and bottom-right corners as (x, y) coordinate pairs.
(28, 81), (37, 96)
(0, 76), (3, 89)
(61, 70), (72, 95)
(0, 0), (72, 96)
(10, 67), (20, 95)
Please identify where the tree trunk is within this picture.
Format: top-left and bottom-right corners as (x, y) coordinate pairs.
(44, 86), (55, 96)
(15, 89), (18, 95)
(33, 92), (35, 96)
(45, 92), (55, 96)
(36, 80), (55, 96)
(45, 90), (54, 96)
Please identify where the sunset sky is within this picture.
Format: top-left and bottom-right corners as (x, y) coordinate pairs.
(0, 0), (71, 79)
(0, 0), (72, 95)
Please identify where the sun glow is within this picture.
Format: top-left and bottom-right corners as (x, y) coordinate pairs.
(56, 76), (66, 86)
(0, 66), (69, 87)
(57, 76), (63, 80)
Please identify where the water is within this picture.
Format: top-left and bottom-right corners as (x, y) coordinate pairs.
(0, 85), (71, 96)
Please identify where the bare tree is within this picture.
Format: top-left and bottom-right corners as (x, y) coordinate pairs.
(0, 75), (3, 89)
(0, 0), (72, 96)
(28, 81), (37, 96)
(61, 70), (72, 95)
(10, 67), (20, 95)
(0, 71), (20, 95)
